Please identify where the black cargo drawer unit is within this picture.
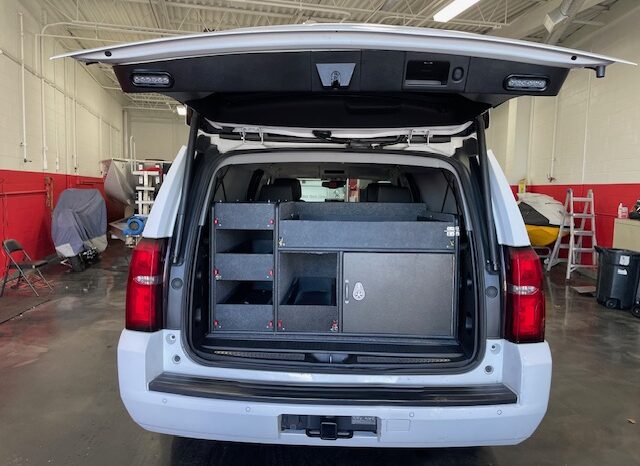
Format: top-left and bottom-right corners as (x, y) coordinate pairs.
(210, 202), (459, 338)
(278, 220), (454, 251)
(213, 203), (276, 230)
(215, 254), (274, 281)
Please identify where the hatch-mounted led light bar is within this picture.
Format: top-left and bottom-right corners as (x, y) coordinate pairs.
(505, 75), (549, 91)
(131, 72), (173, 88)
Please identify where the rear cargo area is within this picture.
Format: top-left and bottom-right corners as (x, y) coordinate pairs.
(188, 159), (481, 370)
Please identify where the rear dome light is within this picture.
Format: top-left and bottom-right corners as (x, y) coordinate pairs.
(505, 247), (545, 343)
(126, 238), (166, 332)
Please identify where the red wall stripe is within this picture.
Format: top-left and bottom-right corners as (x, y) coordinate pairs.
(0, 169), (124, 271)
(2, 169), (636, 273)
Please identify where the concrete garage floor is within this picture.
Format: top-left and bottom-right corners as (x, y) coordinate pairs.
(0, 243), (638, 466)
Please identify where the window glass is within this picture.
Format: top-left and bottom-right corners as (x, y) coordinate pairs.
(299, 179), (347, 202)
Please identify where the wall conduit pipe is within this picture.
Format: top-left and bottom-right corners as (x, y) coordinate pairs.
(40, 11), (49, 170)
(19, 12), (28, 164)
(73, 60), (78, 173)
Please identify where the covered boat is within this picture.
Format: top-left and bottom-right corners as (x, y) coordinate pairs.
(518, 192), (568, 247)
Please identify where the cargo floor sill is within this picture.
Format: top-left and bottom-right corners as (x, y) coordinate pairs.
(149, 373), (517, 407)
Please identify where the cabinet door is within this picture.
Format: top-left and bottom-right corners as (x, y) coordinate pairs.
(342, 253), (455, 336)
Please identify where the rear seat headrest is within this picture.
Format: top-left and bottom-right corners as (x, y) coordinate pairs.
(376, 185), (412, 203)
(257, 178), (302, 202)
(365, 183), (412, 203)
(273, 178), (302, 201)
(364, 183), (380, 202)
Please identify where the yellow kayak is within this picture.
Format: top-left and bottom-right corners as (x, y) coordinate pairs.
(525, 225), (565, 247)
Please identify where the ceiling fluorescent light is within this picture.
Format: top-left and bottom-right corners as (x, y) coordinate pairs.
(176, 105), (187, 116)
(433, 0), (481, 23)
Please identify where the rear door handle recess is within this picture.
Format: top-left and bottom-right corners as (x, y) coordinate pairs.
(344, 280), (349, 304)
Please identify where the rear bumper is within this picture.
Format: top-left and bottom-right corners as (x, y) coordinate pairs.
(149, 372), (518, 406)
(118, 330), (551, 447)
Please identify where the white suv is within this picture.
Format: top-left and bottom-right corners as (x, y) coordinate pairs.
(63, 24), (625, 447)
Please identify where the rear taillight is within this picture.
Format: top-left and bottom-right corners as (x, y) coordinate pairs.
(126, 238), (166, 332)
(505, 247), (545, 343)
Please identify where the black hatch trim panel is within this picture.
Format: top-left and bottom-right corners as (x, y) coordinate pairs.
(149, 372), (517, 406)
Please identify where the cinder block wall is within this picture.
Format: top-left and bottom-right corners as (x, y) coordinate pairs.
(128, 111), (189, 161)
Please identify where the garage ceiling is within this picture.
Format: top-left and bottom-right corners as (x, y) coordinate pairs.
(30, 0), (621, 112)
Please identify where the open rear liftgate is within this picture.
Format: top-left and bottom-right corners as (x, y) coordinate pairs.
(210, 202), (459, 338)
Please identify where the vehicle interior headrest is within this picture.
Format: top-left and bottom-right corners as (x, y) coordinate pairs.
(273, 178), (302, 201)
(258, 178), (302, 202)
(365, 183), (412, 203)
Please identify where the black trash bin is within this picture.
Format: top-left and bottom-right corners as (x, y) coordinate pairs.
(595, 247), (640, 310)
(632, 287), (640, 318)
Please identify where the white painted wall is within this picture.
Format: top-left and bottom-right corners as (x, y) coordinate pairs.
(487, 5), (640, 185)
(128, 111), (189, 161)
(486, 97), (532, 184)
(0, 0), (123, 177)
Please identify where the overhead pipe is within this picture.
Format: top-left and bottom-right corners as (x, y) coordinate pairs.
(545, 0), (587, 44)
(36, 22), (128, 172)
(7, 33), (110, 119)
(0, 189), (48, 197)
(123, 0), (351, 21)
(42, 20), (188, 38)
(19, 12), (28, 164)
(379, 14), (505, 28)
(38, 2), (511, 56)
(126, 0), (508, 27)
(122, 106), (175, 112)
(179, 0), (501, 25)
(40, 33), (124, 44)
(124, 0), (295, 22)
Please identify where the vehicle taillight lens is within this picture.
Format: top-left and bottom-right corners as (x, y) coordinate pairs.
(505, 247), (545, 343)
(126, 238), (166, 332)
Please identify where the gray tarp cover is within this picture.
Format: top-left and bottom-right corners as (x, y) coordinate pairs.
(52, 189), (108, 258)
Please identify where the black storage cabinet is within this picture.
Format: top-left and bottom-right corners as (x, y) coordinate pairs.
(210, 201), (459, 336)
(342, 252), (455, 336)
(595, 247), (640, 310)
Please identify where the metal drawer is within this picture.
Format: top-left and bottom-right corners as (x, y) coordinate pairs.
(215, 254), (273, 281)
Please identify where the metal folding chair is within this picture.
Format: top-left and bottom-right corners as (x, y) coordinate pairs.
(1, 239), (53, 297)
